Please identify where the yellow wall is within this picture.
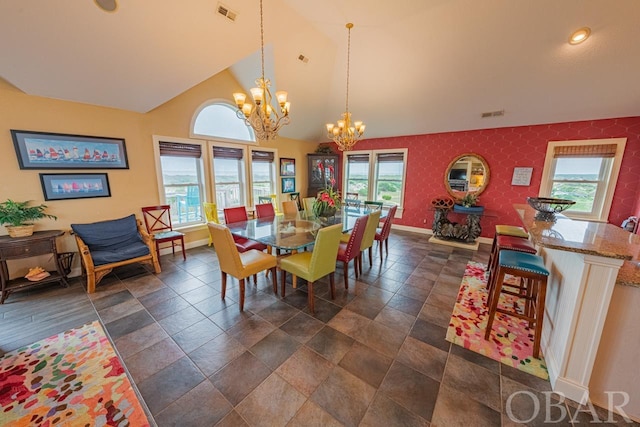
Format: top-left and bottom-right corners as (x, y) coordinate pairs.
(0, 71), (316, 276)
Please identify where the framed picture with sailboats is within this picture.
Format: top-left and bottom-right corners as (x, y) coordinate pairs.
(11, 130), (129, 170)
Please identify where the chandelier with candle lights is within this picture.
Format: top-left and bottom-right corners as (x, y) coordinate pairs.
(232, 0), (290, 141)
(325, 23), (365, 151)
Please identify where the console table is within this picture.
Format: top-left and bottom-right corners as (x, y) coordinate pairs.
(431, 206), (488, 243)
(0, 230), (70, 303)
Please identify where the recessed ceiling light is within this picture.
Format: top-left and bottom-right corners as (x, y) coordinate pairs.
(569, 27), (591, 45)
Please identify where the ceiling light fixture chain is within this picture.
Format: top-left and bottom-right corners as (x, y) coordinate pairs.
(326, 23), (365, 152)
(232, 0), (290, 141)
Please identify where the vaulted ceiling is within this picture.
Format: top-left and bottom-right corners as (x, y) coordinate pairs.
(1, 0), (639, 142)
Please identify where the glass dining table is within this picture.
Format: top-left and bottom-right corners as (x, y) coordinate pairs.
(224, 205), (389, 252)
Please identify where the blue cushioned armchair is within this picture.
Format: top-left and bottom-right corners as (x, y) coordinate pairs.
(71, 214), (161, 293)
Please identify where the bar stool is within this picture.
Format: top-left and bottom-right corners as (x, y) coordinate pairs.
(486, 225), (530, 275)
(484, 250), (549, 358)
(486, 235), (537, 295)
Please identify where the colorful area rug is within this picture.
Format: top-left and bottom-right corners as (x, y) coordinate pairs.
(445, 261), (549, 380)
(0, 321), (150, 426)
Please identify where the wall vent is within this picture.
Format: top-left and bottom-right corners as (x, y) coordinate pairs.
(217, 3), (237, 22)
(481, 109), (504, 118)
(298, 54), (309, 64)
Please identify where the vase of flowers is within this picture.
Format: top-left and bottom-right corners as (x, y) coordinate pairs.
(313, 187), (341, 219)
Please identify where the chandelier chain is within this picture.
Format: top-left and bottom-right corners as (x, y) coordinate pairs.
(259, 0), (265, 81)
(345, 24), (351, 114)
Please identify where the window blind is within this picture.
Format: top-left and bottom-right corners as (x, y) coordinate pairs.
(159, 141), (202, 158)
(251, 150), (275, 162)
(377, 152), (404, 162)
(212, 146), (243, 160)
(553, 144), (617, 158)
(345, 154), (370, 163)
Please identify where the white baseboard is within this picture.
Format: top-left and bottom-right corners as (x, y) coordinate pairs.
(158, 238), (209, 256)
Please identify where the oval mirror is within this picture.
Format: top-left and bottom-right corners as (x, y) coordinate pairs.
(444, 153), (490, 199)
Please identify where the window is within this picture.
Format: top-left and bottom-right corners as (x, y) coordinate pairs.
(156, 140), (204, 226)
(191, 101), (255, 143)
(212, 145), (246, 209)
(539, 138), (626, 221)
(343, 149), (408, 216)
(250, 150), (276, 204)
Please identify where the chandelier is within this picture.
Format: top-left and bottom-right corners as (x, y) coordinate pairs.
(232, 0), (290, 141)
(326, 23), (365, 152)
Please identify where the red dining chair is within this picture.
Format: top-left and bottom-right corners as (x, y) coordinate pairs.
(336, 214), (368, 290)
(223, 207), (268, 253)
(375, 205), (398, 259)
(141, 205), (186, 266)
(255, 203), (276, 219)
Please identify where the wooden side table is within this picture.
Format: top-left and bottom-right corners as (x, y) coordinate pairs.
(0, 230), (70, 304)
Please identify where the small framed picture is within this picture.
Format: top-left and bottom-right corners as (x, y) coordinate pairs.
(280, 158), (296, 177)
(39, 173), (112, 201)
(281, 177), (295, 193)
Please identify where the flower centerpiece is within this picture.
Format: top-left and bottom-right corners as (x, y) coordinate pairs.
(313, 187), (341, 218)
(458, 192), (479, 207)
(453, 192), (484, 214)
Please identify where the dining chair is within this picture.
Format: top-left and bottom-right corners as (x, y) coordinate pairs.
(282, 200), (299, 217)
(141, 205), (186, 266)
(342, 210), (381, 269)
(203, 202), (220, 246)
(345, 192), (359, 200)
(255, 202), (276, 219)
(344, 198), (361, 209)
(364, 201), (383, 210)
(279, 224), (343, 314)
(289, 192), (302, 210)
(208, 223), (277, 311)
(302, 197), (316, 220)
(223, 207), (268, 253)
(336, 214), (368, 289)
(375, 205), (398, 259)
(258, 196), (273, 205)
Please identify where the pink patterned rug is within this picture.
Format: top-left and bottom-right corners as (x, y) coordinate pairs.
(0, 321), (150, 426)
(446, 261), (549, 380)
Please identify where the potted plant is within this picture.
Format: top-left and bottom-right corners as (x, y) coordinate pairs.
(0, 200), (57, 238)
(453, 192), (484, 214)
(313, 187), (342, 218)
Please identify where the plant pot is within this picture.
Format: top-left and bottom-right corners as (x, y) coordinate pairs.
(6, 224), (35, 238)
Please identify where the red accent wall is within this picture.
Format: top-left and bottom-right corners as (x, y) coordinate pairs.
(351, 116), (640, 237)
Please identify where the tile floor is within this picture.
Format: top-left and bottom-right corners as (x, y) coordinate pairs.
(1, 230), (637, 426)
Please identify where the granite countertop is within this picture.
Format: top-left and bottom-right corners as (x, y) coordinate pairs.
(514, 204), (640, 288)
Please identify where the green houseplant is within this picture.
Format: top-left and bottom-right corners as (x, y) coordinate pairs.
(0, 200), (57, 237)
(312, 187), (341, 218)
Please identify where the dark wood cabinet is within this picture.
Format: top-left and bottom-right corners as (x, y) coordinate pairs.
(307, 154), (339, 197)
(0, 230), (70, 303)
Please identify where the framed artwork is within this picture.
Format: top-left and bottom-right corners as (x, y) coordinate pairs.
(280, 158), (296, 177)
(281, 177), (295, 193)
(11, 130), (129, 169)
(39, 173), (111, 201)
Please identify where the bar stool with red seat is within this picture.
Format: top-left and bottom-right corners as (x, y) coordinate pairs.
(486, 234), (537, 295)
(223, 207), (268, 253)
(486, 225), (531, 276)
(484, 249), (549, 358)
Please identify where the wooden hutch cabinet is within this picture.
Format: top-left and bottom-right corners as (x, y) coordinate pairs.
(307, 154), (339, 197)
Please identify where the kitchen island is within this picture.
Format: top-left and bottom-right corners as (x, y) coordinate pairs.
(515, 204), (640, 421)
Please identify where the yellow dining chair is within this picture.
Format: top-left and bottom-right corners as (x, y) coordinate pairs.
(282, 200), (299, 218)
(302, 197), (316, 220)
(203, 202), (220, 246)
(208, 223), (278, 311)
(279, 224), (343, 314)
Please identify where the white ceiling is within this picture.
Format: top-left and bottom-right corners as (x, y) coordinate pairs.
(1, 0), (639, 142)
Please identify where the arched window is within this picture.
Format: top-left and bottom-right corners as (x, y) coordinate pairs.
(191, 101), (255, 142)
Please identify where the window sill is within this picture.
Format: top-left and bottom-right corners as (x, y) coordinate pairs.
(174, 222), (207, 233)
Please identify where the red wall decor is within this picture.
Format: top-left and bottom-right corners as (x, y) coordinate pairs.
(344, 116), (640, 238)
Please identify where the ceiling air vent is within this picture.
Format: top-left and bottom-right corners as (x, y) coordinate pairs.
(298, 54), (309, 64)
(481, 109), (505, 118)
(217, 3), (237, 22)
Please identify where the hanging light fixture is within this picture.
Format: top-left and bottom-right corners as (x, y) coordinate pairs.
(326, 23), (365, 152)
(232, 0), (290, 141)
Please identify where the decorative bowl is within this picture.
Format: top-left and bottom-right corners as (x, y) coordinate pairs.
(527, 197), (575, 221)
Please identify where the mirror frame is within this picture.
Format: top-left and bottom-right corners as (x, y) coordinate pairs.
(444, 153), (490, 199)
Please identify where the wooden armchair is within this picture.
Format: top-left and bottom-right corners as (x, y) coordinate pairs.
(71, 214), (161, 293)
